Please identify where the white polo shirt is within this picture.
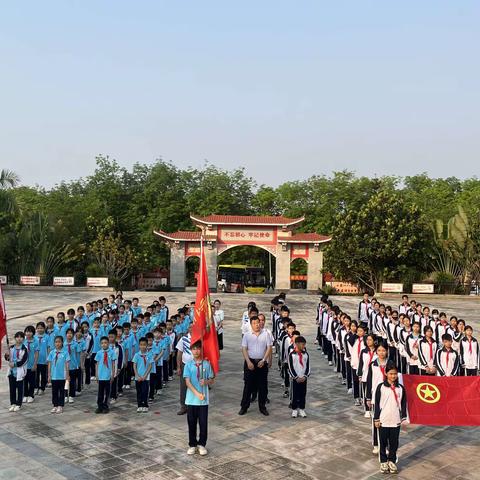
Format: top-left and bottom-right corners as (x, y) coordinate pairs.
(241, 330), (273, 360)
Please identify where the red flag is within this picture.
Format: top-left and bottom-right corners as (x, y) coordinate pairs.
(0, 284), (7, 369)
(403, 374), (480, 426)
(191, 241), (220, 374)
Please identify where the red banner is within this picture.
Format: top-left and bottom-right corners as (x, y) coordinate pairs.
(191, 243), (220, 374)
(403, 374), (480, 426)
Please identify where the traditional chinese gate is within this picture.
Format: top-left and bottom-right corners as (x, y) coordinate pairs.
(154, 215), (330, 292)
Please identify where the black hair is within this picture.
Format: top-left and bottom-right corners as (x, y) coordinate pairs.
(159, 296), (166, 302)
(67, 308), (75, 315)
(286, 322), (296, 329)
(292, 330), (301, 336)
(249, 315), (259, 323)
(249, 307), (259, 315)
(138, 337), (148, 344)
(123, 322), (131, 329)
(14, 331), (25, 339)
(145, 332), (154, 339)
(54, 335), (64, 344)
(24, 325), (35, 334)
(36, 321), (46, 328)
(385, 361), (398, 373)
(81, 321), (89, 327)
(465, 325), (473, 331)
(191, 340), (202, 350)
(100, 336), (109, 343)
(65, 328), (74, 335)
(295, 336), (306, 344)
(108, 329), (116, 336)
(423, 326), (433, 335)
(442, 333), (453, 342)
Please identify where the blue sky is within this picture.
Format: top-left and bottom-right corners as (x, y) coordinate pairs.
(1, 1), (479, 187)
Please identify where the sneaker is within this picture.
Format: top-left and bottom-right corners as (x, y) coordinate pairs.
(372, 446), (379, 455)
(198, 446), (208, 456)
(64, 397), (68, 403)
(380, 462), (389, 474)
(328, 361), (333, 366)
(291, 409), (298, 418)
(38, 389), (44, 396)
(124, 384), (130, 389)
(337, 374), (342, 379)
(388, 461), (398, 474)
(35, 388), (40, 396)
(341, 379), (346, 385)
(283, 390), (289, 398)
(142, 407), (149, 413)
(76, 391), (82, 396)
(13, 405), (21, 412)
(68, 397), (74, 404)
(187, 447), (197, 455)
(8, 405), (15, 412)
(56, 407), (63, 414)
(354, 398), (362, 406)
(168, 376), (173, 381)
(298, 409), (307, 418)
(110, 399), (116, 404)
(90, 376), (96, 381)
(317, 346), (321, 350)
(51, 407), (58, 414)
(177, 408), (187, 415)
(118, 392), (123, 397)
(238, 408), (248, 415)
(22, 397), (27, 403)
(137, 407), (142, 413)
(347, 388), (352, 394)
(364, 411), (371, 418)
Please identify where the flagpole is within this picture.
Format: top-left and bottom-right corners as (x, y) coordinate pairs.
(0, 283), (9, 347)
(199, 234), (205, 395)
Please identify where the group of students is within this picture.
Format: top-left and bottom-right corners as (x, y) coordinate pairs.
(315, 292), (479, 474)
(4, 293), (225, 456)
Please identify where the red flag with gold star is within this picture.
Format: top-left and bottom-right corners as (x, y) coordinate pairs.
(190, 241), (220, 374)
(403, 374), (480, 426)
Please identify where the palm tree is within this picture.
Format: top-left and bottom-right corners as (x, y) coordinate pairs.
(0, 169), (19, 214)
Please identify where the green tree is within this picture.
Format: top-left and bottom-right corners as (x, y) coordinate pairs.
(325, 190), (431, 292)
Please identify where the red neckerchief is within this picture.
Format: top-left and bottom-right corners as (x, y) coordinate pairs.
(368, 349), (375, 365)
(196, 361), (202, 380)
(27, 341), (31, 353)
(390, 383), (400, 409)
(295, 346), (304, 367)
(103, 350), (109, 367)
(141, 354), (147, 367)
(468, 338), (473, 354)
(446, 349), (450, 368)
(413, 337), (418, 349)
(357, 339), (362, 357)
(14, 348), (18, 361)
(67, 343), (71, 355)
(379, 362), (386, 379)
(428, 340), (433, 360)
(55, 350), (60, 365)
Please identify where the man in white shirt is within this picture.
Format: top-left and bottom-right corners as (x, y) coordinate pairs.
(239, 316), (273, 416)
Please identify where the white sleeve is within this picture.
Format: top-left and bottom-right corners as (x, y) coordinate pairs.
(176, 338), (184, 352)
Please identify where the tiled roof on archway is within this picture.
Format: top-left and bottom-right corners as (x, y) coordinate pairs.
(190, 214), (304, 226)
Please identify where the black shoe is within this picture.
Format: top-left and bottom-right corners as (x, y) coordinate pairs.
(259, 407), (269, 416)
(102, 407), (109, 414)
(266, 398), (270, 404)
(238, 407), (248, 415)
(95, 408), (103, 414)
(177, 408), (187, 415)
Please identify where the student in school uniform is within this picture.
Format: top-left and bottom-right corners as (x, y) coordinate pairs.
(61, 308), (79, 339)
(213, 300), (224, 351)
(343, 317), (355, 394)
(460, 326), (479, 376)
(398, 295), (410, 315)
(34, 321), (49, 396)
(64, 328), (79, 403)
(288, 336), (310, 418)
(373, 363), (408, 475)
(23, 325), (39, 403)
(89, 318), (102, 381)
(434, 313), (450, 343)
(418, 326), (437, 375)
(348, 323), (366, 406)
(397, 315), (412, 374)
(366, 342), (389, 454)
(74, 328), (86, 395)
(166, 318), (176, 380)
(386, 311), (400, 367)
(108, 329), (123, 403)
(358, 293), (371, 330)
(47, 335), (70, 414)
(404, 322), (422, 375)
(435, 333), (460, 376)
(357, 334), (377, 417)
(5, 332), (28, 412)
(133, 337), (154, 413)
(184, 340), (215, 456)
(81, 322), (93, 387)
(176, 324), (193, 415)
(94, 336), (117, 414)
(281, 322), (296, 398)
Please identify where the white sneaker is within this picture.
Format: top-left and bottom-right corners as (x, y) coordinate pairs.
(364, 411), (371, 418)
(68, 397), (74, 404)
(64, 397), (68, 403)
(341, 379), (346, 385)
(187, 447), (197, 455)
(38, 389), (44, 396)
(380, 462), (389, 474)
(142, 407), (149, 413)
(347, 388), (352, 394)
(110, 398), (116, 404)
(337, 374), (342, 379)
(51, 407), (58, 414)
(76, 391), (82, 396)
(8, 405), (15, 412)
(124, 385), (130, 389)
(168, 376), (173, 381)
(328, 361), (333, 366)
(137, 407), (142, 413)
(298, 409), (307, 418)
(13, 405), (21, 412)
(22, 397), (27, 403)
(198, 446), (208, 456)
(388, 461), (398, 474)
(372, 446), (379, 454)
(27, 396), (34, 403)
(90, 376), (96, 381)
(354, 398), (362, 406)
(291, 409), (298, 418)
(56, 407), (63, 414)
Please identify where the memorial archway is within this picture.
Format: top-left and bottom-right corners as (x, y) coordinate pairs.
(154, 215), (330, 292)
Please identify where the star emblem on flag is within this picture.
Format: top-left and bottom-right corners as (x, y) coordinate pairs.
(416, 382), (441, 404)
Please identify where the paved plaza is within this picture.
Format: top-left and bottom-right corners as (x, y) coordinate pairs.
(0, 289), (479, 480)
